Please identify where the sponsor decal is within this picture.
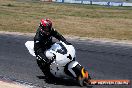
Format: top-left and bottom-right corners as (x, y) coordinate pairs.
(89, 80), (130, 85)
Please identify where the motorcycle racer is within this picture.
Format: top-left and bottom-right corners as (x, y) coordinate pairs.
(26, 34), (90, 86)
(34, 19), (70, 73)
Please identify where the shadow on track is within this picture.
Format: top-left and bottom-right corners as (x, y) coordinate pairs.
(37, 75), (78, 86)
(37, 75), (93, 88)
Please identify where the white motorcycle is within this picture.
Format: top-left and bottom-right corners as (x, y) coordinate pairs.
(25, 41), (91, 86)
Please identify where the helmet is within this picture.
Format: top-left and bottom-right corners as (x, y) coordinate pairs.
(39, 19), (52, 35)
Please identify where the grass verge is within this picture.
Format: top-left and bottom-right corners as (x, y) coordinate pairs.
(0, 0), (132, 40)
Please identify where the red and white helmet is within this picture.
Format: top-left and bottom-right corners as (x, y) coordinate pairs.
(40, 19), (52, 35)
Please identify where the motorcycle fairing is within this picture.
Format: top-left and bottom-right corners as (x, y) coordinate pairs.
(46, 41), (76, 66)
(25, 41), (35, 56)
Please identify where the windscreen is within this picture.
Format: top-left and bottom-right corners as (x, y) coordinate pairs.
(56, 43), (67, 55)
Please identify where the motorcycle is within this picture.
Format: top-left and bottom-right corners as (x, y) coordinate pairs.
(25, 41), (91, 86)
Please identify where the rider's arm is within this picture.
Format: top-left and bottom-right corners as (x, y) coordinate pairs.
(51, 28), (66, 42)
(34, 29), (50, 63)
(51, 28), (72, 45)
(34, 29), (42, 54)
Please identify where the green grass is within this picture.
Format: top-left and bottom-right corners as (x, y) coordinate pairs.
(0, 0), (132, 40)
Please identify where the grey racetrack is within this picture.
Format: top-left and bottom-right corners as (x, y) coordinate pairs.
(0, 33), (131, 88)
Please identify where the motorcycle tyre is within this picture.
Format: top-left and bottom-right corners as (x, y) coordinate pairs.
(78, 75), (91, 87)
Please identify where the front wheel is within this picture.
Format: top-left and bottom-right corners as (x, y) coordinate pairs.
(78, 75), (91, 87)
(77, 68), (91, 87)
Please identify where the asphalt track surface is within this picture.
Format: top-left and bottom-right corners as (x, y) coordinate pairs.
(0, 33), (132, 88)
